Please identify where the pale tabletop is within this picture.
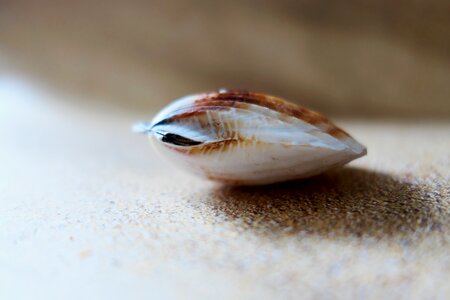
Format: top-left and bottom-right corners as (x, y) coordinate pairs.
(1, 76), (449, 299)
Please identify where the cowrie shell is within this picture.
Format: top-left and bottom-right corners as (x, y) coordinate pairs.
(135, 90), (366, 185)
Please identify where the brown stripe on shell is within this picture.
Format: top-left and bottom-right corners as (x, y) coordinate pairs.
(156, 90), (351, 156)
(164, 137), (266, 156)
(325, 126), (350, 139)
(196, 91), (350, 139)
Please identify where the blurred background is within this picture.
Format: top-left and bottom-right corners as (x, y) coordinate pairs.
(1, 0), (450, 118)
(2, 2), (450, 299)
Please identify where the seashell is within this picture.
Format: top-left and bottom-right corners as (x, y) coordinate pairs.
(135, 90), (366, 185)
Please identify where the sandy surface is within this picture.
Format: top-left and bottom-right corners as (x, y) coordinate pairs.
(1, 76), (449, 299)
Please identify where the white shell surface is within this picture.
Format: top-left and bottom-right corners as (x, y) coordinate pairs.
(142, 91), (366, 185)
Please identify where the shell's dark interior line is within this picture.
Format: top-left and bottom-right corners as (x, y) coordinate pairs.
(161, 133), (203, 147)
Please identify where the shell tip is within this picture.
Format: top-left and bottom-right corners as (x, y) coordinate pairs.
(132, 122), (152, 134)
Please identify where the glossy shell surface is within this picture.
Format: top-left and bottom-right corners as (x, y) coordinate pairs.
(138, 90), (366, 185)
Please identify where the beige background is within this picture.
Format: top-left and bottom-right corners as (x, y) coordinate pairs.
(1, 1), (449, 299)
(1, 0), (450, 117)
(1, 78), (449, 299)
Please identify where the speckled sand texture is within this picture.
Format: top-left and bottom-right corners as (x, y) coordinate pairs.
(1, 89), (449, 299)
